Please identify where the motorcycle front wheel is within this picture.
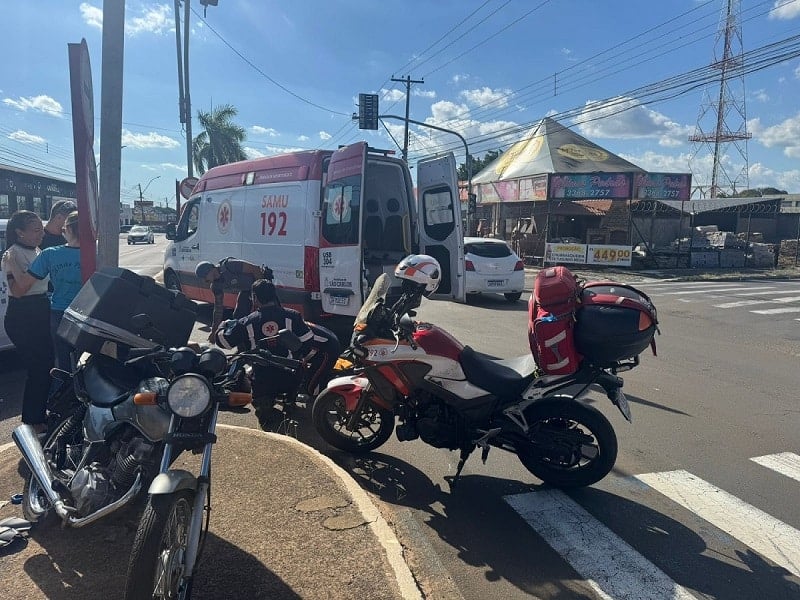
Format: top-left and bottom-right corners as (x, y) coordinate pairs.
(515, 398), (617, 489)
(125, 490), (195, 600)
(312, 391), (394, 453)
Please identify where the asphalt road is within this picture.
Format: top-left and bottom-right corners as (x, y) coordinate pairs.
(2, 237), (800, 599)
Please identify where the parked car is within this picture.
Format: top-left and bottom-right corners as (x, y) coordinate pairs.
(127, 225), (154, 245)
(464, 236), (525, 302)
(120, 224), (133, 233)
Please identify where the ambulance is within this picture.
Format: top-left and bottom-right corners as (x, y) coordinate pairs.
(163, 142), (465, 331)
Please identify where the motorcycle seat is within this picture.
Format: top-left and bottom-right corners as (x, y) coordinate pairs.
(459, 346), (537, 397)
(83, 357), (140, 408)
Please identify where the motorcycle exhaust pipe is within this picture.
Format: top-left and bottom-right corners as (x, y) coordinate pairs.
(11, 424), (73, 520)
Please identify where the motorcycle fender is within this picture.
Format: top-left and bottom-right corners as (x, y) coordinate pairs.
(148, 470), (197, 495)
(324, 376), (370, 412)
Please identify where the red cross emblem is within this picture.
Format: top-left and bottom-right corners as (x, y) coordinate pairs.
(217, 200), (232, 233)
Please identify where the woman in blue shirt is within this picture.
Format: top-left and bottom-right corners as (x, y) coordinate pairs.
(27, 211), (82, 370)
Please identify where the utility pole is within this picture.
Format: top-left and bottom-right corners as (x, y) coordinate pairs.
(391, 75), (424, 163)
(137, 176), (160, 224)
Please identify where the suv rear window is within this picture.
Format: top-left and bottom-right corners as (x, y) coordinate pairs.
(465, 242), (512, 258)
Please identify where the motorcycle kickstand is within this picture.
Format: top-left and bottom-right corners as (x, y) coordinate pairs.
(448, 446), (475, 491)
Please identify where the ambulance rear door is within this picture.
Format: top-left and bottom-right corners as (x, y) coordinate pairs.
(416, 153), (465, 302)
(318, 142), (366, 317)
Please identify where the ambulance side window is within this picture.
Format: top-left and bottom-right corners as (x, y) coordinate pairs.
(175, 199), (200, 240)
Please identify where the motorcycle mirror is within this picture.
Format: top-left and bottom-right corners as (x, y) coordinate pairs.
(278, 329), (303, 353)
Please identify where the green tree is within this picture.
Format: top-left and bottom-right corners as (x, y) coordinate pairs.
(192, 104), (247, 175)
(457, 149), (503, 180)
(736, 187), (788, 197)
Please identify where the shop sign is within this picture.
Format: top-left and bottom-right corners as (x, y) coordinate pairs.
(544, 243), (587, 264)
(548, 173), (631, 199)
(586, 244), (633, 266)
(634, 173), (691, 200)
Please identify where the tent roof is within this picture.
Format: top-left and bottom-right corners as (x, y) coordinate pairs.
(472, 117), (644, 184)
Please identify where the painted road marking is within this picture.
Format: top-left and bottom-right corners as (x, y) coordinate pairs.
(751, 452), (800, 484)
(751, 306), (800, 315)
(714, 295), (800, 308)
(504, 489), (696, 600)
(658, 286), (775, 295)
(635, 470), (800, 578)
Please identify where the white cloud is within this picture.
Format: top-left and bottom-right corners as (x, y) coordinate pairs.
(3, 95), (63, 117)
(79, 3), (103, 29)
(265, 145), (306, 154)
(450, 74), (469, 84)
(381, 88), (405, 102)
(574, 96), (692, 147)
(80, 3), (173, 35)
(128, 4), (172, 35)
(160, 162), (186, 172)
(750, 113), (800, 157)
(769, 0), (800, 20)
(297, 135), (309, 142)
(459, 87), (512, 109)
(749, 162), (800, 192)
(244, 147), (266, 159)
(795, 64), (800, 79)
(752, 89), (770, 102)
(251, 125), (279, 137)
(412, 89), (437, 99)
(8, 130), (45, 144)
(121, 129), (180, 149)
(319, 131), (332, 140)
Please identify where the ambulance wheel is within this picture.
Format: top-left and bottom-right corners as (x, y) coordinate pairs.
(164, 270), (182, 293)
(504, 292), (522, 302)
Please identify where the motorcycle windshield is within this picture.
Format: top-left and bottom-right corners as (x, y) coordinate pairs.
(355, 273), (391, 329)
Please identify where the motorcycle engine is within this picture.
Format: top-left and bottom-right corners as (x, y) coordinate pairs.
(69, 464), (113, 516)
(413, 395), (461, 449)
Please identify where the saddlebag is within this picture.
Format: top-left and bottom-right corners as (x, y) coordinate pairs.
(528, 266), (581, 375)
(574, 282), (659, 366)
(58, 267), (198, 359)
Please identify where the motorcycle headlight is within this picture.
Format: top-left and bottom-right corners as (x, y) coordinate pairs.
(167, 374), (211, 418)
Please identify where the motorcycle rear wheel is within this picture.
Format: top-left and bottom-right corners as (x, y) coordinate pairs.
(516, 398), (617, 488)
(312, 391), (394, 453)
(22, 411), (86, 523)
(124, 490), (195, 600)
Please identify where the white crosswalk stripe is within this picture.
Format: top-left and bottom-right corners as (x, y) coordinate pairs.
(504, 452), (800, 598)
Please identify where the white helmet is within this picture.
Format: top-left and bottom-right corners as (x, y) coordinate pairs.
(395, 254), (441, 295)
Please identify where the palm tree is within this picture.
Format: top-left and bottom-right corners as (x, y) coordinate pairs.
(192, 104), (247, 174)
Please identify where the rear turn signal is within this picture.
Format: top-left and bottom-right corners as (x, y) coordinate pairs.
(227, 392), (252, 407)
(514, 260), (524, 271)
(133, 392), (158, 406)
(465, 260), (475, 271)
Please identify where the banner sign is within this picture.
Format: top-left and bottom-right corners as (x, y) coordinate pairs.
(586, 244), (633, 266)
(478, 180), (519, 203)
(634, 173), (691, 200)
(548, 173), (631, 199)
(68, 39), (98, 282)
(544, 243), (587, 264)
(520, 175), (548, 200)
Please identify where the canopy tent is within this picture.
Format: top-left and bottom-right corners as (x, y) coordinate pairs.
(472, 117), (644, 185)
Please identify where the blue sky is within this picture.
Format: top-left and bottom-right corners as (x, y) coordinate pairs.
(3, 0), (800, 206)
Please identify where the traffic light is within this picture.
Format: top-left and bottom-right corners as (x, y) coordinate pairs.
(467, 193), (477, 215)
(200, 0), (218, 5)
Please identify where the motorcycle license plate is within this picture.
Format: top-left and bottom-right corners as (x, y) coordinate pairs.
(614, 390), (632, 422)
(487, 279), (505, 287)
(330, 295), (349, 306)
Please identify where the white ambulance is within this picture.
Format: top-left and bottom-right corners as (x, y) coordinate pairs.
(163, 142), (465, 331)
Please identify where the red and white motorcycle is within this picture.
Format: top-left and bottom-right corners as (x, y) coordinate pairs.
(312, 255), (654, 489)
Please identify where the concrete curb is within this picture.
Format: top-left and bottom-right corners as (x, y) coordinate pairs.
(216, 424), (423, 600)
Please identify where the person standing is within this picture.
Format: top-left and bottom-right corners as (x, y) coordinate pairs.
(25, 211), (82, 370)
(1, 211), (53, 434)
(40, 200), (77, 250)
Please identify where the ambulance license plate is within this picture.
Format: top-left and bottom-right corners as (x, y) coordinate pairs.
(330, 295), (349, 306)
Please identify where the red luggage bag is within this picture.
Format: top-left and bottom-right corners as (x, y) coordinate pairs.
(528, 266), (582, 375)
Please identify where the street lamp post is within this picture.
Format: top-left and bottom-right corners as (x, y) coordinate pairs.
(137, 175), (161, 224)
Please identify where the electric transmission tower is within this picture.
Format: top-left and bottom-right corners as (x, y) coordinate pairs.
(688, 0), (751, 198)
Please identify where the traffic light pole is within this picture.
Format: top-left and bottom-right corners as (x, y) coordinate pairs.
(378, 114), (475, 236)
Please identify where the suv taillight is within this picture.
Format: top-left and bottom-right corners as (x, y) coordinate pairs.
(465, 260), (475, 271)
(514, 260), (524, 271)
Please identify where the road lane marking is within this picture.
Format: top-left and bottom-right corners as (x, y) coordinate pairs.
(504, 489), (696, 600)
(635, 470), (800, 578)
(714, 296), (800, 308)
(658, 286), (773, 295)
(731, 289), (800, 296)
(751, 453), (800, 483)
(750, 307), (800, 315)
